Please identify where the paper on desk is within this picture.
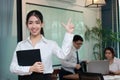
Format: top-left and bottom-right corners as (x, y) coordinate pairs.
(104, 75), (120, 80)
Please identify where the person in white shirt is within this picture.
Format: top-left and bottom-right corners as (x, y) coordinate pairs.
(10, 10), (74, 80)
(59, 35), (86, 80)
(104, 47), (120, 75)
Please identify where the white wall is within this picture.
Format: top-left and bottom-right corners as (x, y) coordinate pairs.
(50, 0), (101, 27)
(24, 0), (101, 29)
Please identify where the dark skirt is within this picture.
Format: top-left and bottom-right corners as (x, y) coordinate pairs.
(18, 72), (52, 80)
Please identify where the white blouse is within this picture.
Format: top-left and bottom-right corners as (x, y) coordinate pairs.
(10, 32), (73, 75)
(109, 57), (120, 72)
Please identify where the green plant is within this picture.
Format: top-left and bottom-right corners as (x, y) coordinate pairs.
(84, 19), (120, 60)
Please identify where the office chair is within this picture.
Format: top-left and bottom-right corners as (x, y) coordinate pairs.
(74, 61), (87, 73)
(80, 61), (87, 72)
(79, 72), (104, 80)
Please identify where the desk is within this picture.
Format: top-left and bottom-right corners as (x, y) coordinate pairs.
(104, 75), (120, 80)
(63, 74), (120, 80)
(63, 74), (79, 80)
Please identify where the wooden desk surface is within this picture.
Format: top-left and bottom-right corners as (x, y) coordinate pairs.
(63, 74), (79, 80)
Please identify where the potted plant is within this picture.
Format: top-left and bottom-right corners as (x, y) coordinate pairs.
(84, 19), (120, 60)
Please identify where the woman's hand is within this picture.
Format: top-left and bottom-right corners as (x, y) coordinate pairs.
(109, 70), (120, 75)
(62, 18), (74, 34)
(29, 62), (44, 73)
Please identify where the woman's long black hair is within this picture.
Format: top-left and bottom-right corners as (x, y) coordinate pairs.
(26, 10), (44, 36)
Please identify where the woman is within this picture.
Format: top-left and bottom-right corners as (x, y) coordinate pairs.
(104, 47), (120, 75)
(10, 10), (74, 80)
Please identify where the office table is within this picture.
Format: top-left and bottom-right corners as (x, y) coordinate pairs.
(63, 74), (79, 80)
(63, 74), (120, 80)
(103, 75), (120, 80)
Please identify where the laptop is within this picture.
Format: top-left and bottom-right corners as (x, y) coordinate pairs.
(16, 49), (41, 66)
(87, 60), (109, 75)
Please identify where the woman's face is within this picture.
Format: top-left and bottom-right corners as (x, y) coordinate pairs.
(27, 15), (43, 37)
(105, 50), (113, 60)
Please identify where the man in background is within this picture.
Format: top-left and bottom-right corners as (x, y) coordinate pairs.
(59, 35), (86, 80)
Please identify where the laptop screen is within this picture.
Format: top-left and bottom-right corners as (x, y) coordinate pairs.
(87, 60), (109, 75)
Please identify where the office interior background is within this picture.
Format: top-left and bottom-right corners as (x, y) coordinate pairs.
(0, 0), (119, 80)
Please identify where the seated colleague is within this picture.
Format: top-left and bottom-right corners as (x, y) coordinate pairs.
(104, 47), (120, 75)
(59, 35), (85, 80)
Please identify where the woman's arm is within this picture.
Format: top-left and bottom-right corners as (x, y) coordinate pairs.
(10, 43), (32, 75)
(10, 49), (32, 75)
(109, 70), (120, 75)
(52, 19), (74, 59)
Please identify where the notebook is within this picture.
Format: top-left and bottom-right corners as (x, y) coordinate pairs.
(16, 49), (43, 80)
(87, 60), (109, 75)
(16, 49), (41, 66)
